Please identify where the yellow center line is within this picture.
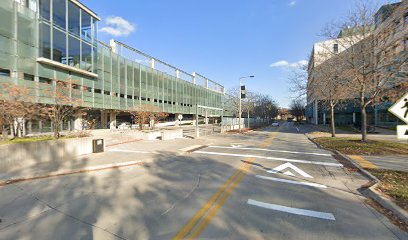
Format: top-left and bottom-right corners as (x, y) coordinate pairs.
(188, 159), (254, 239)
(173, 124), (284, 239)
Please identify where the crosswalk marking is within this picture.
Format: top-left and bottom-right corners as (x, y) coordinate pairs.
(194, 151), (343, 167)
(256, 175), (327, 188)
(207, 146), (331, 156)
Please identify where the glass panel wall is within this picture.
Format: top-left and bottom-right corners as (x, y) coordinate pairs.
(52, 0), (66, 30)
(68, 35), (80, 68)
(81, 11), (92, 43)
(81, 41), (92, 71)
(68, 1), (80, 36)
(39, 0), (50, 21)
(52, 28), (67, 64)
(39, 22), (51, 59)
(38, 0), (97, 73)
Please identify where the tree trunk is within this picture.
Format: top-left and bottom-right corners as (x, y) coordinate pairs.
(247, 111), (250, 129)
(330, 105), (336, 137)
(2, 127), (8, 141)
(54, 121), (60, 138)
(361, 105), (367, 142)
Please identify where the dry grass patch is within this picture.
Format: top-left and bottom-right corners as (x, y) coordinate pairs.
(313, 137), (408, 155)
(369, 169), (408, 212)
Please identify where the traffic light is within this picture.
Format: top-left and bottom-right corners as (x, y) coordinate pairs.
(241, 85), (246, 99)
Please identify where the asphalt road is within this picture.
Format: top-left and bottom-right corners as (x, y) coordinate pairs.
(0, 122), (407, 239)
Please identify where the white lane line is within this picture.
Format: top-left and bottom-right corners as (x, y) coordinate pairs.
(207, 146), (331, 156)
(256, 175), (327, 188)
(247, 199), (335, 221)
(194, 151), (343, 167)
(108, 149), (152, 154)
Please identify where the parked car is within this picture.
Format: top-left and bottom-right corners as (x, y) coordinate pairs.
(271, 121), (279, 127)
(117, 122), (131, 130)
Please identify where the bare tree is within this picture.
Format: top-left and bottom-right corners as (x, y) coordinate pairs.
(289, 99), (305, 122)
(126, 104), (168, 130)
(288, 64), (309, 98)
(42, 80), (84, 138)
(309, 51), (350, 137)
(0, 83), (44, 139)
(322, 0), (408, 141)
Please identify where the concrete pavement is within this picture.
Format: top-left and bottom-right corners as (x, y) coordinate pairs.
(0, 122), (407, 239)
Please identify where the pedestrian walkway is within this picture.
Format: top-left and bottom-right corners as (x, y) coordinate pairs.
(348, 155), (408, 172)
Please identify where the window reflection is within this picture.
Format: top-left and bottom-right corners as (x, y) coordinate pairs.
(82, 42), (92, 71)
(39, 0), (50, 21)
(68, 1), (80, 36)
(68, 36), (80, 68)
(38, 0), (97, 73)
(52, 0), (66, 30)
(52, 28), (67, 64)
(40, 23), (51, 59)
(82, 12), (92, 43)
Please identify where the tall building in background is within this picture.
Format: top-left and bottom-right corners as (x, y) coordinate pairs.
(306, 1), (407, 128)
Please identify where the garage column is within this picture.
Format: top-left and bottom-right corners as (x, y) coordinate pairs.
(101, 110), (108, 129)
(109, 111), (117, 130)
(74, 113), (83, 131)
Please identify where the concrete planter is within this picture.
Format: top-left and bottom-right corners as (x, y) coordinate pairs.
(0, 137), (97, 172)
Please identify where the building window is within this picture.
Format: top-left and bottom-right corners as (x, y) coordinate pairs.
(24, 73), (35, 81)
(39, 23), (51, 59)
(0, 68), (10, 77)
(39, 77), (52, 84)
(52, 28), (67, 64)
(81, 42), (92, 71)
(333, 43), (339, 53)
(68, 35), (80, 68)
(39, 0), (50, 21)
(68, 1), (80, 36)
(52, 0), (66, 30)
(81, 11), (92, 43)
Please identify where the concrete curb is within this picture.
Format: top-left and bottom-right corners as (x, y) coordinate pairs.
(0, 160), (144, 187)
(305, 133), (408, 225)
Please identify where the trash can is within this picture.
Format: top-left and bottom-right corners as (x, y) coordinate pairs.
(92, 139), (104, 153)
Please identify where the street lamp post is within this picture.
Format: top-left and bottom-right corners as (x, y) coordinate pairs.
(239, 75), (254, 132)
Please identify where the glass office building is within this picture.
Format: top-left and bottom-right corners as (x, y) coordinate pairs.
(0, 0), (225, 130)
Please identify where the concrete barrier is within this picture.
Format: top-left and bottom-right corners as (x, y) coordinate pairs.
(0, 137), (97, 172)
(161, 129), (183, 140)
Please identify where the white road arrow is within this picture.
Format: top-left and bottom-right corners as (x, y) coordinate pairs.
(231, 143), (243, 148)
(267, 162), (313, 178)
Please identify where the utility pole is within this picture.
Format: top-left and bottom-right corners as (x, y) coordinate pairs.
(239, 76), (254, 132)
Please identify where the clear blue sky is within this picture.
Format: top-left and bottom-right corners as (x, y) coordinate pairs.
(82, 0), (392, 107)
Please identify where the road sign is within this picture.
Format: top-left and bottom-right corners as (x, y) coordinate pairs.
(388, 92), (408, 124)
(267, 162), (313, 178)
(397, 125), (408, 140)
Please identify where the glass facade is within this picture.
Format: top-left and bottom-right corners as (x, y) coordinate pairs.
(39, 0), (96, 73)
(39, 0), (50, 21)
(52, 0), (66, 29)
(0, 0), (224, 117)
(68, 1), (80, 36)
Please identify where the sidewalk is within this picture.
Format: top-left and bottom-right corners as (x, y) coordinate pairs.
(0, 137), (212, 186)
(349, 155), (408, 172)
(304, 123), (403, 143)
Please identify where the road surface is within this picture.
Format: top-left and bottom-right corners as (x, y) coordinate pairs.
(0, 122), (406, 239)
